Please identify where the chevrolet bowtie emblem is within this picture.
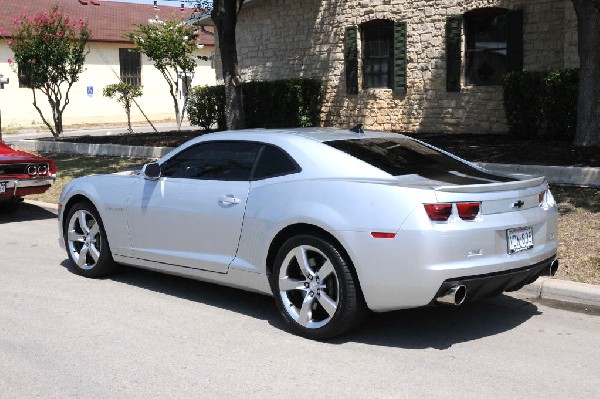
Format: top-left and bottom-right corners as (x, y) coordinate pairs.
(512, 200), (525, 209)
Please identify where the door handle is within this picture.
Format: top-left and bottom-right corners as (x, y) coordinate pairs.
(218, 194), (240, 206)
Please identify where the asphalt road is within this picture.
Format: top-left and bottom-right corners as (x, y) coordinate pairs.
(1, 203), (599, 398)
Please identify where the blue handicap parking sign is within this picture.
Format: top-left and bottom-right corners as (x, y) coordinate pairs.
(87, 86), (93, 97)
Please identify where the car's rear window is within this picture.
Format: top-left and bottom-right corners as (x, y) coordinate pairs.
(326, 138), (516, 184)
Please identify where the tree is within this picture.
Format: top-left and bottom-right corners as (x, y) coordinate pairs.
(572, 0), (600, 147)
(188, 0), (246, 130)
(127, 19), (197, 131)
(103, 83), (143, 134)
(6, 6), (90, 138)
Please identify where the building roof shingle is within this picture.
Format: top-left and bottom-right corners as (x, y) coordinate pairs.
(0, 0), (214, 45)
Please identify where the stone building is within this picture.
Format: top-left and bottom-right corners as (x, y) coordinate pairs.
(211, 0), (578, 133)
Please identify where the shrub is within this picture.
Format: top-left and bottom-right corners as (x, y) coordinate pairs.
(503, 69), (578, 140)
(187, 78), (323, 130)
(186, 85), (225, 131)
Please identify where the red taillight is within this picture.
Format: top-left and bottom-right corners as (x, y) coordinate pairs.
(424, 203), (453, 222)
(539, 191), (545, 207)
(456, 202), (480, 220)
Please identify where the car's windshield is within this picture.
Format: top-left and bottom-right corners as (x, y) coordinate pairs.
(326, 137), (516, 184)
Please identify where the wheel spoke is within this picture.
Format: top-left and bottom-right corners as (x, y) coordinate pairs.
(77, 244), (89, 267)
(77, 211), (90, 234)
(297, 293), (314, 327)
(89, 244), (101, 262)
(318, 291), (338, 317)
(88, 223), (100, 237)
(293, 246), (314, 279)
(67, 230), (85, 242)
(318, 260), (334, 279)
(279, 276), (308, 292)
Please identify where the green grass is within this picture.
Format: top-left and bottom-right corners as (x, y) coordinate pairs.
(27, 154), (150, 204)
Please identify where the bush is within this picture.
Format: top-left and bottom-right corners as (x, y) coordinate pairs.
(187, 78), (323, 130)
(186, 85), (226, 131)
(503, 69), (578, 140)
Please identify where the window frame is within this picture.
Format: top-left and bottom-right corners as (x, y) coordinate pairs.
(361, 19), (395, 90)
(464, 7), (509, 87)
(119, 48), (142, 86)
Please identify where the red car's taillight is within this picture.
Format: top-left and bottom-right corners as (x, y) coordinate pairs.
(456, 202), (480, 220)
(424, 203), (453, 222)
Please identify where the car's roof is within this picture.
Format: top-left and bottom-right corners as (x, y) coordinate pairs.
(197, 127), (408, 145)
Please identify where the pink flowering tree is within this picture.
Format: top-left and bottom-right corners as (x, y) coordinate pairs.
(7, 6), (90, 138)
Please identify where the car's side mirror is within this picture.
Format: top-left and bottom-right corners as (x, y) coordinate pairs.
(143, 162), (161, 180)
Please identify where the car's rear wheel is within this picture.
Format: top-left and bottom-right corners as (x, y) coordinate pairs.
(272, 234), (366, 340)
(65, 201), (116, 278)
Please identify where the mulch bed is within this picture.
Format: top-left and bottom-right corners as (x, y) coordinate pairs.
(53, 129), (600, 167)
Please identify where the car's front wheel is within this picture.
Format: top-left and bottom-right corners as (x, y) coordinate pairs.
(272, 234), (366, 340)
(64, 201), (116, 278)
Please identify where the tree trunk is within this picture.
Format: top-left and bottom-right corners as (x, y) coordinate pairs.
(212, 0), (246, 130)
(572, 0), (600, 147)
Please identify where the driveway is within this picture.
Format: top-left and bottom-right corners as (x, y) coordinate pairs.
(1, 204), (599, 398)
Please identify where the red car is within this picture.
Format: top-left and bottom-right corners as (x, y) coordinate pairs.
(0, 141), (56, 212)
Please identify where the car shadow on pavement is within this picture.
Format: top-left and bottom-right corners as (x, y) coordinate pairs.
(60, 260), (542, 349)
(59, 261), (289, 332)
(0, 202), (57, 224)
(337, 295), (542, 349)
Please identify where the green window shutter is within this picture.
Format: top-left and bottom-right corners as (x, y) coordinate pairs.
(344, 26), (359, 95)
(445, 16), (463, 92)
(393, 21), (407, 94)
(506, 9), (523, 72)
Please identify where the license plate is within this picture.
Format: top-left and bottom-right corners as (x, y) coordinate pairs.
(507, 226), (533, 254)
(0, 182), (6, 194)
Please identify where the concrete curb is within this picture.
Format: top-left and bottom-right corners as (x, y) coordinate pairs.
(25, 199), (58, 215)
(479, 162), (600, 187)
(16, 139), (174, 159)
(519, 277), (600, 308)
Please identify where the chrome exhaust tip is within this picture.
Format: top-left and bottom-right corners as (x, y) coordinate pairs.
(549, 260), (559, 276)
(436, 285), (467, 306)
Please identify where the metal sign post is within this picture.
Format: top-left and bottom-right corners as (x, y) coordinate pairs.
(0, 74), (9, 141)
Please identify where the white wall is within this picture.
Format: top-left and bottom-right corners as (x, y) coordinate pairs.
(0, 42), (216, 130)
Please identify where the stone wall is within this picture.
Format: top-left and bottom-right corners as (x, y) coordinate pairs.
(217, 0), (579, 133)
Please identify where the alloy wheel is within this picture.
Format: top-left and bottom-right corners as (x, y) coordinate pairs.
(278, 244), (340, 329)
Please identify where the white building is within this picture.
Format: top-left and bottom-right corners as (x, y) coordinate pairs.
(0, 0), (216, 130)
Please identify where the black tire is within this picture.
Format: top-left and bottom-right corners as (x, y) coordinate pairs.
(271, 234), (366, 340)
(64, 201), (117, 278)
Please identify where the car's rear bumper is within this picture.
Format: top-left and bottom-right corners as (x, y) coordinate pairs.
(431, 256), (557, 305)
(0, 177), (54, 200)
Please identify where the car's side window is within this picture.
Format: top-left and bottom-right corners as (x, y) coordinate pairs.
(162, 141), (262, 181)
(252, 145), (300, 180)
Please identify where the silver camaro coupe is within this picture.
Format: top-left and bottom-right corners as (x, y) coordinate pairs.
(58, 127), (558, 339)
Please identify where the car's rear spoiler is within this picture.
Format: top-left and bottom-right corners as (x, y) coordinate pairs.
(434, 176), (546, 193)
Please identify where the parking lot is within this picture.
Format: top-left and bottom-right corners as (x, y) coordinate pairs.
(1, 203), (599, 398)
